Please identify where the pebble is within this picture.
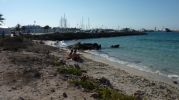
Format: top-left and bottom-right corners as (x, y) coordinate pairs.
(11, 86), (17, 90)
(18, 97), (24, 100)
(173, 81), (178, 84)
(63, 92), (68, 98)
(51, 88), (55, 93)
(159, 85), (165, 89)
(90, 93), (98, 98)
(134, 90), (145, 100)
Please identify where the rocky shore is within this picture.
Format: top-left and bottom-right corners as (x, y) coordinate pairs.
(0, 37), (179, 100)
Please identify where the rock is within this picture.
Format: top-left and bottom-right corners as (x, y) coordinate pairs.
(18, 97), (25, 100)
(99, 77), (112, 87)
(74, 64), (80, 69)
(63, 92), (68, 98)
(134, 90), (145, 100)
(148, 82), (156, 86)
(173, 81), (178, 84)
(159, 85), (166, 89)
(81, 70), (87, 73)
(11, 86), (17, 90)
(91, 93), (99, 98)
(69, 42), (101, 50)
(51, 88), (55, 93)
(59, 60), (66, 65)
(110, 44), (120, 48)
(34, 71), (41, 78)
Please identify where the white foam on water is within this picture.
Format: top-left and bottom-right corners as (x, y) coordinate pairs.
(44, 40), (68, 48)
(85, 50), (179, 82)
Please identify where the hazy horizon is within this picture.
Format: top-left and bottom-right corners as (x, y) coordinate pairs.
(0, 0), (179, 30)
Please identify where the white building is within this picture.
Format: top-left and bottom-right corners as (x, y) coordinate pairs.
(22, 25), (44, 33)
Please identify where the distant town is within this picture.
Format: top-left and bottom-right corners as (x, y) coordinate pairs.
(0, 14), (178, 35)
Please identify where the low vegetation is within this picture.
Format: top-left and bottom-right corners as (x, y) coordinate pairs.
(71, 77), (136, 100)
(96, 87), (135, 100)
(55, 62), (136, 100)
(0, 36), (137, 100)
(0, 36), (32, 51)
(57, 65), (83, 76)
(71, 77), (96, 91)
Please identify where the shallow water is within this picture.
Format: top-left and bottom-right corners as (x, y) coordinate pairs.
(62, 32), (179, 81)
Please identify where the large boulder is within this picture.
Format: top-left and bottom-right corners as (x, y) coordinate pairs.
(68, 42), (101, 50)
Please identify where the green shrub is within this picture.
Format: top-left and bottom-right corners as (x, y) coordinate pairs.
(51, 57), (63, 66)
(71, 79), (97, 91)
(56, 64), (136, 100)
(57, 65), (82, 76)
(97, 87), (135, 100)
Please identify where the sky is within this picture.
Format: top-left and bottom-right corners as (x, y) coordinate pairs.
(0, 0), (179, 30)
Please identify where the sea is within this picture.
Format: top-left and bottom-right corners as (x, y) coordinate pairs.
(58, 32), (179, 81)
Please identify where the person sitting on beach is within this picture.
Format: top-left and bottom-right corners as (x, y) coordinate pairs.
(71, 49), (80, 61)
(67, 49), (73, 59)
(66, 49), (81, 61)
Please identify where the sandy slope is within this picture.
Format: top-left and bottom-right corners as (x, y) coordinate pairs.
(0, 45), (94, 100)
(0, 43), (179, 100)
(80, 52), (179, 100)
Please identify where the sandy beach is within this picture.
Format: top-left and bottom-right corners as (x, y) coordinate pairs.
(0, 41), (179, 100)
(80, 52), (179, 99)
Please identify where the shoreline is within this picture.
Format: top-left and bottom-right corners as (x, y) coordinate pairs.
(80, 51), (179, 89)
(0, 38), (179, 99)
(72, 49), (179, 99)
(46, 40), (179, 88)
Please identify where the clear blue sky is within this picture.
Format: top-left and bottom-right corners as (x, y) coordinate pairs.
(0, 0), (179, 30)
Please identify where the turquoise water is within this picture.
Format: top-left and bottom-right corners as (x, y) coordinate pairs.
(64, 32), (179, 80)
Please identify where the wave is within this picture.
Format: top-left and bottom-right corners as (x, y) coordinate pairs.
(44, 40), (68, 47)
(85, 50), (179, 82)
(58, 41), (67, 47)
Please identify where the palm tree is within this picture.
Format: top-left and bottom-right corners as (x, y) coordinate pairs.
(15, 24), (21, 35)
(15, 24), (21, 32)
(21, 26), (26, 33)
(0, 14), (5, 25)
(44, 25), (50, 33)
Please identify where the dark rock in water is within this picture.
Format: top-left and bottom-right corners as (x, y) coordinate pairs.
(110, 44), (120, 48)
(69, 42), (101, 50)
(173, 81), (178, 84)
(63, 92), (68, 98)
(165, 28), (172, 32)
